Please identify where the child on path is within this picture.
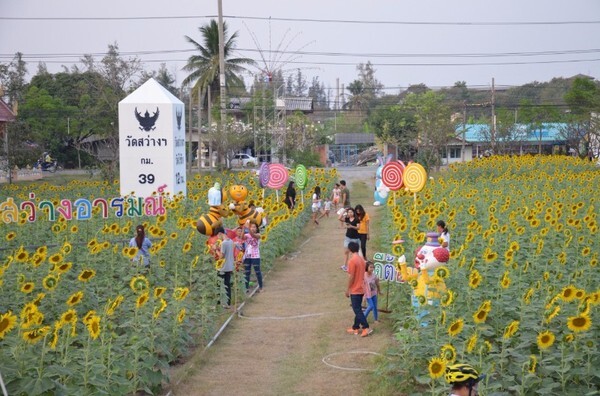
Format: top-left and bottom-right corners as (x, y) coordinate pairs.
(311, 186), (322, 225)
(363, 261), (381, 322)
(331, 183), (341, 211)
(337, 207), (348, 229)
(242, 221), (263, 292)
(322, 198), (332, 218)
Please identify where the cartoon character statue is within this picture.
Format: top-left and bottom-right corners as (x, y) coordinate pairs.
(397, 232), (450, 325)
(228, 184), (265, 227)
(373, 154), (391, 206)
(196, 183), (231, 237)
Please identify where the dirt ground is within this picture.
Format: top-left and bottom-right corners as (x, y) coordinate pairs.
(166, 167), (396, 396)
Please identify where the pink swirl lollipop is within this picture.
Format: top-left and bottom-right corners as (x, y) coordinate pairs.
(259, 162), (270, 188)
(382, 160), (405, 191)
(267, 163), (289, 189)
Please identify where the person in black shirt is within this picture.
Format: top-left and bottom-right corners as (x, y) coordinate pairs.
(341, 208), (360, 271)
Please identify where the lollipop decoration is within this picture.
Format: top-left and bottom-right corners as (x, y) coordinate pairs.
(381, 160), (405, 191)
(267, 163), (288, 189)
(294, 165), (308, 190)
(403, 163), (427, 193)
(259, 162), (270, 188)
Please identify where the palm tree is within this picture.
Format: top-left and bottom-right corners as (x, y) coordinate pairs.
(182, 20), (254, 103)
(344, 80), (368, 115)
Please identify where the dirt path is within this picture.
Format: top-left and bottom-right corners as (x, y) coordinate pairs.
(167, 167), (393, 396)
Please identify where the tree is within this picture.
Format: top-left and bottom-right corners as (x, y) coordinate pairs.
(563, 77), (600, 158)
(0, 52), (28, 108)
(402, 91), (453, 170)
(293, 69), (307, 96)
(368, 105), (417, 160)
(344, 80), (368, 115)
(137, 63), (178, 96)
(519, 99), (559, 154)
(357, 61), (383, 99)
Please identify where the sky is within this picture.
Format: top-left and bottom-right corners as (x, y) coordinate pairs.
(1, 0), (600, 96)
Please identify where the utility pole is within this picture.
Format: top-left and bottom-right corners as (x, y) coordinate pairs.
(197, 89), (203, 169)
(462, 101), (467, 162)
(217, 0), (227, 169)
(491, 78), (496, 153)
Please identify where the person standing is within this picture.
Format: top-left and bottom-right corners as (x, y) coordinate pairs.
(129, 225), (152, 267)
(363, 261), (381, 323)
(340, 180), (351, 208)
(242, 221), (263, 292)
(437, 220), (450, 251)
(341, 208), (360, 271)
(355, 204), (370, 259)
(445, 363), (485, 396)
(215, 227), (234, 307)
(345, 242), (371, 337)
(331, 183), (341, 211)
(311, 186), (322, 225)
(284, 181), (296, 210)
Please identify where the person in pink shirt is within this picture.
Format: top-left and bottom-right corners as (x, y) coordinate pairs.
(242, 221), (263, 292)
(363, 261), (381, 322)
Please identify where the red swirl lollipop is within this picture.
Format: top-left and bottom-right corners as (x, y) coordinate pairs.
(259, 162), (270, 188)
(381, 160), (405, 191)
(267, 163), (288, 189)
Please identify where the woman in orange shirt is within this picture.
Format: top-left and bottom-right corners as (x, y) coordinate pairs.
(355, 205), (370, 259)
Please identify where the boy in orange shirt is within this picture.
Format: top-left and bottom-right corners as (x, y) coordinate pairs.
(345, 241), (372, 337)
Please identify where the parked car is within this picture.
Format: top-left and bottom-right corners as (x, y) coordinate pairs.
(231, 153), (258, 168)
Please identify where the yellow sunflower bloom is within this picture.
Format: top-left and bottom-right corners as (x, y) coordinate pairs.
(503, 320), (520, 339)
(86, 315), (101, 339)
(60, 309), (77, 327)
(42, 274), (60, 291)
(173, 287), (190, 301)
(61, 242), (72, 255)
(469, 270), (482, 289)
(130, 275), (150, 294)
(567, 315), (591, 332)
(83, 310), (97, 325)
(0, 311), (18, 339)
(441, 290), (455, 307)
(22, 326), (51, 344)
(428, 357), (446, 379)
(466, 333), (478, 353)
(536, 330), (555, 350)
(177, 308), (186, 323)
(448, 318), (464, 337)
(49, 253), (64, 265)
(136, 292), (150, 309)
(559, 285), (577, 302)
(66, 291), (84, 306)
(54, 262), (72, 274)
(20, 282), (35, 294)
(528, 355), (538, 374)
(154, 287), (167, 298)
(106, 296), (124, 316)
(440, 344), (456, 363)
(6, 231), (17, 241)
(473, 308), (489, 324)
(78, 269), (96, 282)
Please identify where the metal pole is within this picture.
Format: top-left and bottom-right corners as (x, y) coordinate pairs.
(217, 0), (227, 168)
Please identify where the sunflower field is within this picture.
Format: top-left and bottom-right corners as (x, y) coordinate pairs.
(380, 156), (599, 395)
(0, 168), (336, 395)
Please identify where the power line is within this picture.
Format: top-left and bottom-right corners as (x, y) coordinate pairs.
(1, 14), (599, 25)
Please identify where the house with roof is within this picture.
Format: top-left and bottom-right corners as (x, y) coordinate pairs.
(444, 123), (569, 164)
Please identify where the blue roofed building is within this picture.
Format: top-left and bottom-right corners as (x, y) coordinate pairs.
(445, 123), (570, 164)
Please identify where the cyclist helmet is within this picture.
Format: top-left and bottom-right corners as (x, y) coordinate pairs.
(445, 363), (481, 384)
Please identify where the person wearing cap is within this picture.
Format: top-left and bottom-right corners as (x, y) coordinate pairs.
(445, 363), (485, 396)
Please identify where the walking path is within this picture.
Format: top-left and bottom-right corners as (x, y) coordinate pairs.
(167, 168), (394, 396)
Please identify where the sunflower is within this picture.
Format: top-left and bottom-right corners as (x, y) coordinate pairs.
(500, 272), (511, 289)
(435, 266), (449, 279)
(440, 344), (456, 363)
(15, 250), (29, 262)
(83, 310), (97, 325)
(49, 253), (64, 265)
(0, 311), (18, 339)
(136, 292), (150, 309)
(66, 291), (84, 306)
(537, 330), (555, 350)
(70, 225), (79, 233)
(469, 270), (482, 289)
(563, 333), (575, 343)
(42, 274), (59, 291)
(129, 275), (150, 294)
(22, 326), (51, 344)
(86, 315), (101, 339)
(428, 357), (446, 379)
(473, 308), (489, 324)
(448, 318), (464, 337)
(559, 285), (577, 302)
(55, 262), (72, 274)
(466, 333), (478, 353)
(528, 355), (538, 374)
(20, 282), (35, 294)
(503, 320), (520, 339)
(182, 242), (192, 253)
(6, 231), (17, 241)
(574, 289), (586, 300)
(173, 287), (190, 301)
(523, 288), (535, 305)
(567, 315), (591, 332)
(106, 296), (124, 316)
(60, 309), (78, 327)
(61, 242), (72, 255)
(122, 246), (138, 259)
(78, 269), (96, 282)
(153, 298), (168, 319)
(440, 290), (455, 307)
(154, 287), (167, 298)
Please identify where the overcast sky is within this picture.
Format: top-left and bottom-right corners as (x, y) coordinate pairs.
(1, 0), (599, 95)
